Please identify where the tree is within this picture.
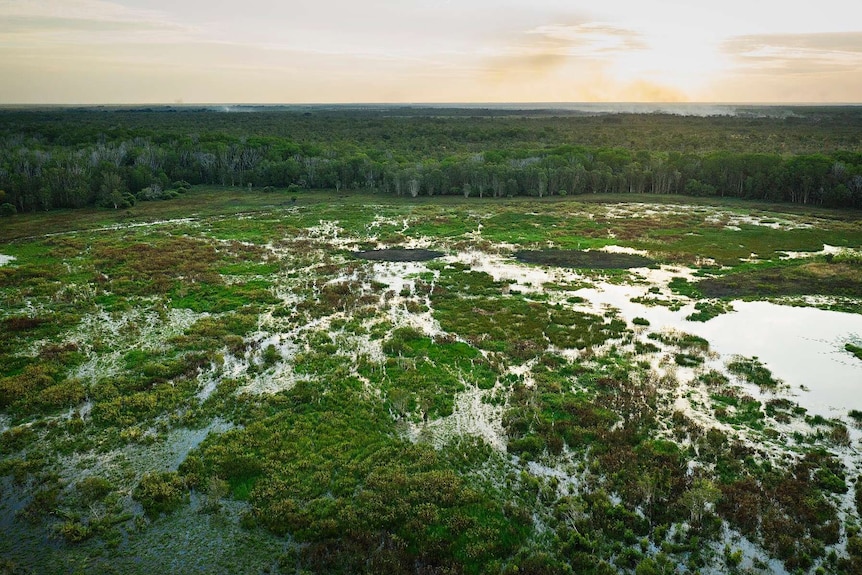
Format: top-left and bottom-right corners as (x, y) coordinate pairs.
(680, 478), (720, 527)
(408, 171), (420, 198)
(98, 172), (126, 209)
(424, 167), (443, 197)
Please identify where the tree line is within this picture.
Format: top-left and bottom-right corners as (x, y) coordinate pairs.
(2, 109), (862, 213)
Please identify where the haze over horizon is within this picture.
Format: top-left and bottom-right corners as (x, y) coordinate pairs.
(2, 0), (861, 105)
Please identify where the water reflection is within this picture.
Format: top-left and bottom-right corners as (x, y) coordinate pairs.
(580, 282), (862, 417)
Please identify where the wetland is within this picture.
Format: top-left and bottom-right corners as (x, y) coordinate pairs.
(1, 190), (861, 574)
(1, 106), (862, 575)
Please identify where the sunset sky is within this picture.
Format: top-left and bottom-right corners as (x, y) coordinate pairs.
(1, 0), (861, 104)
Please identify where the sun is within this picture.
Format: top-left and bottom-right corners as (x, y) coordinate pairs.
(609, 29), (732, 100)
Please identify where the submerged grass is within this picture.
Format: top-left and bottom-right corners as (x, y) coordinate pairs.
(845, 343), (862, 361)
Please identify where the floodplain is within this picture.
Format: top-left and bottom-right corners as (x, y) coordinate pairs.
(1, 189), (862, 574)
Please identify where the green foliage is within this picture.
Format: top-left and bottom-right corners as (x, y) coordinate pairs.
(1, 156), (861, 574)
(133, 471), (187, 517)
(77, 476), (114, 503)
(717, 450), (843, 571)
(648, 331), (709, 351)
(727, 356), (782, 389)
(261, 344), (281, 367)
(92, 236), (222, 296)
(171, 280), (276, 313)
(668, 277), (703, 298)
(686, 300), (733, 322)
(846, 343), (862, 361)
(674, 353), (704, 367)
(0, 203), (16, 217)
(376, 327), (497, 419)
(711, 394), (765, 429)
(171, 310), (258, 354)
(432, 268), (626, 361)
(186, 379), (530, 573)
(832, 249), (862, 265)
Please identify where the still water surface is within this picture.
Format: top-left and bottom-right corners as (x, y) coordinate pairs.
(581, 282), (862, 417)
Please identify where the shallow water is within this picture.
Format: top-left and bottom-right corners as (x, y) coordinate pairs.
(0, 254), (15, 266)
(579, 280), (862, 417)
(695, 302), (862, 415)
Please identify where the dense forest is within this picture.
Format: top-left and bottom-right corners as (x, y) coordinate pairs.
(2, 106), (862, 214)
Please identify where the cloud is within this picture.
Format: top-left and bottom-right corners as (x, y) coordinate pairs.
(526, 23), (648, 55)
(0, 0), (198, 46)
(484, 21), (648, 78)
(724, 31), (862, 73)
(477, 21), (687, 102)
(0, 0), (168, 24)
(710, 31), (862, 101)
(0, 16), (181, 37)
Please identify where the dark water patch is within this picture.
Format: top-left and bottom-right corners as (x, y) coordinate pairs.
(353, 248), (443, 262)
(514, 249), (654, 269)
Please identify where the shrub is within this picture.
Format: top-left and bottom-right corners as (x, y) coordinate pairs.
(262, 344), (281, 367)
(133, 472), (187, 517)
(137, 184), (163, 201)
(77, 476), (113, 503)
(0, 203), (16, 217)
(55, 521), (91, 543)
(833, 249), (862, 266)
(685, 180), (716, 197)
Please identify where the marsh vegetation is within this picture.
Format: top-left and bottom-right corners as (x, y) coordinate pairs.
(1, 107), (862, 575)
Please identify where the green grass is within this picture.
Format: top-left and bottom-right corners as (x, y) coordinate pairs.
(686, 300), (734, 322)
(170, 280), (277, 313)
(727, 356), (783, 389)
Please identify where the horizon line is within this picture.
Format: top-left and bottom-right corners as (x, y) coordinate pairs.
(2, 101), (862, 108)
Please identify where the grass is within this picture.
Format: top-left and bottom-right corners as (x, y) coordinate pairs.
(648, 330), (710, 351)
(727, 356), (783, 389)
(374, 327), (497, 419)
(686, 300), (734, 322)
(697, 260), (862, 298)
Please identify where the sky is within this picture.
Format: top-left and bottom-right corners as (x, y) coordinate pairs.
(1, 0), (861, 104)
